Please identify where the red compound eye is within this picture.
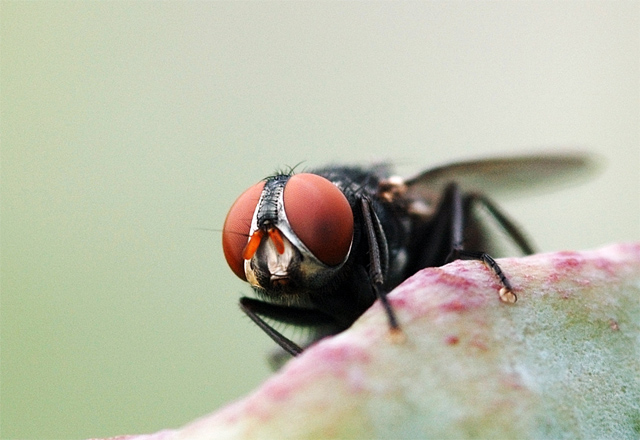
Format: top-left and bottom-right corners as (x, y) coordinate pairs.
(222, 181), (265, 280)
(284, 173), (354, 266)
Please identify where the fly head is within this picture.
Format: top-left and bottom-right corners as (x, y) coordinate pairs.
(222, 172), (355, 305)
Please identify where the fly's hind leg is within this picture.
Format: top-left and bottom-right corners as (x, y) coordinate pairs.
(444, 183), (534, 303)
(448, 249), (517, 303)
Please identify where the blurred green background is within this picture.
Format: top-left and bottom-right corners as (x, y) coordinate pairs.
(1, 2), (638, 438)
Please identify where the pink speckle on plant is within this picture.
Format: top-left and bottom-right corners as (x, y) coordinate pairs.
(440, 299), (467, 313)
(445, 335), (460, 345)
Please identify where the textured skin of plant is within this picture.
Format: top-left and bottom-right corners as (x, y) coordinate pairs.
(95, 242), (640, 440)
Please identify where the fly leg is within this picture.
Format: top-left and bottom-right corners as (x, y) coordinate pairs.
(444, 183), (525, 304)
(360, 197), (404, 342)
(240, 298), (303, 355)
(240, 297), (337, 356)
(464, 192), (535, 255)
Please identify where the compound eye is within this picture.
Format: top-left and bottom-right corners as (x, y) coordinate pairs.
(284, 173), (354, 266)
(222, 181), (265, 280)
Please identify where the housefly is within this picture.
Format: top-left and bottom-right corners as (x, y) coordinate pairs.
(222, 153), (594, 357)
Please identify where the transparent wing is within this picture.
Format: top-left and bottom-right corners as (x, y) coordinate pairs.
(405, 152), (600, 204)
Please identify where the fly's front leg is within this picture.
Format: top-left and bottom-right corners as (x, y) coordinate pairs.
(444, 183), (518, 304)
(240, 298), (304, 356)
(360, 197), (405, 342)
(240, 297), (341, 356)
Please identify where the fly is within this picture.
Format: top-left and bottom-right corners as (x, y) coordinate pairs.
(222, 153), (595, 357)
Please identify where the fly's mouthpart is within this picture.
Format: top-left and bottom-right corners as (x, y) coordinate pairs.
(244, 227), (296, 289)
